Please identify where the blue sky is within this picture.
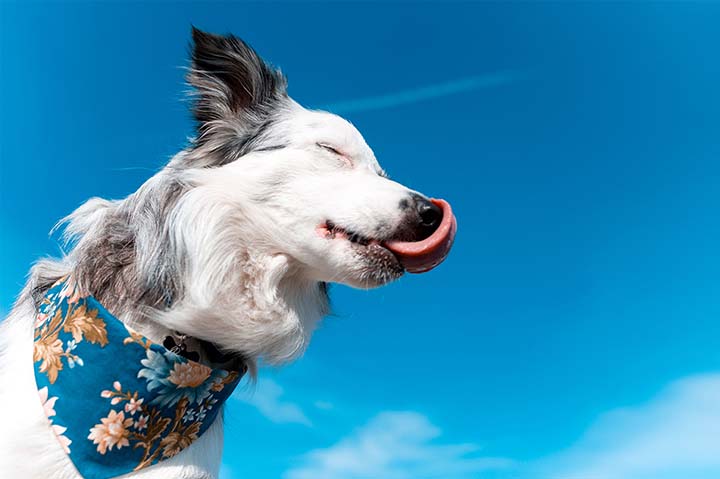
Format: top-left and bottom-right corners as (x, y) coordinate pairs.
(2, 2), (720, 478)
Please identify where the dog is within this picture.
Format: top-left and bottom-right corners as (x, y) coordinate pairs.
(0, 27), (456, 479)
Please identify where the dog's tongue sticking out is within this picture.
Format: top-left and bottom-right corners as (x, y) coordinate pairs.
(384, 199), (457, 273)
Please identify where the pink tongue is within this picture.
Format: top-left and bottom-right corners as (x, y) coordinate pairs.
(384, 199), (457, 273)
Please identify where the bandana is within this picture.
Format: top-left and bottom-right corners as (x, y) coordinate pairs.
(33, 277), (244, 479)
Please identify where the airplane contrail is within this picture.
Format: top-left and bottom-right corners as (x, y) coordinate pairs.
(318, 71), (518, 114)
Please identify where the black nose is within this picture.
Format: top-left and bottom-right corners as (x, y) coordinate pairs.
(413, 194), (442, 239)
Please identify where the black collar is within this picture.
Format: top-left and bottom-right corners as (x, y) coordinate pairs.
(163, 332), (246, 371)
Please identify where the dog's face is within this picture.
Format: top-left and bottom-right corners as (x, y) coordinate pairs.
(193, 108), (439, 288)
(176, 28), (456, 291)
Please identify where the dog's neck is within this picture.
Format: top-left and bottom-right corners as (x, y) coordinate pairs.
(70, 245), (327, 369)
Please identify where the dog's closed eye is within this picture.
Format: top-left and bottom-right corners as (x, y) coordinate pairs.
(316, 143), (341, 155)
(316, 142), (353, 168)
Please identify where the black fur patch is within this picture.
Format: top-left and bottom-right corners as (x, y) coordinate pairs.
(186, 27), (289, 167)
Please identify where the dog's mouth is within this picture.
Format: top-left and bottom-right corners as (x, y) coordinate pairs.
(317, 199), (457, 276)
(317, 221), (403, 285)
(319, 221), (376, 246)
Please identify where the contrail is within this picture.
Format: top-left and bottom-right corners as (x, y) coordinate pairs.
(318, 71), (517, 114)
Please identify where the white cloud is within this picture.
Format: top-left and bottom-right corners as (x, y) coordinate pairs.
(284, 411), (515, 479)
(233, 378), (311, 426)
(320, 72), (517, 114)
(314, 400), (334, 411)
(537, 374), (720, 479)
(229, 374), (720, 479)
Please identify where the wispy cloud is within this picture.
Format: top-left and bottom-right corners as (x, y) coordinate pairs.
(319, 71), (517, 115)
(314, 400), (334, 411)
(233, 378), (311, 426)
(284, 411), (515, 479)
(536, 374), (720, 479)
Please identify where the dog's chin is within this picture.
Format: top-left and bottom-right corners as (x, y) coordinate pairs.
(342, 242), (405, 289)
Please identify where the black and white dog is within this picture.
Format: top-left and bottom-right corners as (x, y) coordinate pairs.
(0, 28), (456, 478)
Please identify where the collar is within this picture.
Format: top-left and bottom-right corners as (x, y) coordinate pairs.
(33, 276), (244, 479)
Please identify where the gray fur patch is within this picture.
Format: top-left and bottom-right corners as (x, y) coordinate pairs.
(59, 173), (188, 316)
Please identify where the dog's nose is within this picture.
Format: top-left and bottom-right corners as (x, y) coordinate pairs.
(413, 194), (443, 240)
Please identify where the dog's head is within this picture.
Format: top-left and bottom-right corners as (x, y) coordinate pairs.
(176, 28), (456, 290)
(61, 28), (455, 365)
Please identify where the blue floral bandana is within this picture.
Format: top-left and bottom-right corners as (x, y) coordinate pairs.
(33, 277), (244, 479)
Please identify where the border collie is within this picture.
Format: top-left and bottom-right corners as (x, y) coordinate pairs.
(0, 28), (456, 479)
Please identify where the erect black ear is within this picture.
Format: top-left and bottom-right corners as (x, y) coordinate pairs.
(188, 27), (287, 128)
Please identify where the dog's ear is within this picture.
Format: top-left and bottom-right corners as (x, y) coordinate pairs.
(186, 27), (288, 165)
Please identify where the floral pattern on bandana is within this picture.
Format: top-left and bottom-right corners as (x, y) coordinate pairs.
(38, 386), (73, 453)
(32, 277), (244, 479)
(138, 348), (228, 407)
(34, 277), (107, 384)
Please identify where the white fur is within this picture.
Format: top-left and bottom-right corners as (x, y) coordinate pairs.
(0, 27), (441, 476)
(0, 105), (423, 477)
